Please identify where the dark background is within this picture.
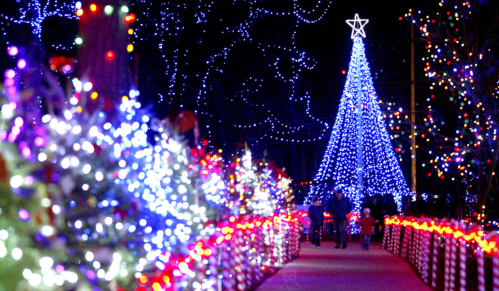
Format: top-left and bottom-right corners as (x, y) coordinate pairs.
(0, 0), (430, 204)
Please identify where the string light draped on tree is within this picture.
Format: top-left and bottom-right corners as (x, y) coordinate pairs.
(130, 0), (331, 144)
(0, 0), (77, 41)
(307, 14), (411, 211)
(403, 1), (499, 216)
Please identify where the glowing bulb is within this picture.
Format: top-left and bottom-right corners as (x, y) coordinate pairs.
(18, 209), (30, 220)
(10, 175), (23, 189)
(104, 5), (114, 15)
(72, 79), (82, 92)
(95, 171), (104, 181)
(64, 110), (73, 120)
(28, 274), (42, 287)
(41, 225), (55, 236)
(82, 164), (92, 174)
(12, 248), (23, 260)
(61, 157), (70, 169)
(72, 125), (82, 135)
(17, 59), (26, 69)
(85, 251), (94, 261)
(4, 69), (15, 79)
(124, 13), (136, 24)
(83, 82), (93, 91)
(38, 152), (47, 162)
(1, 104), (13, 118)
(106, 50), (115, 60)
(40, 257), (54, 269)
(7, 46), (18, 56)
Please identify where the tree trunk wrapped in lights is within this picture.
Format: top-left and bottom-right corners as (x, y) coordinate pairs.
(77, 0), (132, 116)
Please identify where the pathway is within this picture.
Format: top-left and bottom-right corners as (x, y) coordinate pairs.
(256, 241), (433, 291)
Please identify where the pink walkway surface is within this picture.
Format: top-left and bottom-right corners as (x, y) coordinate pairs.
(256, 241), (433, 291)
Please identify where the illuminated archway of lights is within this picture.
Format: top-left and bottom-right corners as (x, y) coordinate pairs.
(0, 0), (77, 43)
(131, 0), (332, 144)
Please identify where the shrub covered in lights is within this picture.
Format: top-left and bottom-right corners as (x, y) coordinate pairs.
(0, 105), (63, 291)
(0, 39), (294, 291)
(1, 70), (150, 289)
(2, 51), (283, 291)
(0, 48), (227, 289)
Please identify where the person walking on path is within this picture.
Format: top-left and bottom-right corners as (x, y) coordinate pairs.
(308, 197), (324, 248)
(358, 208), (379, 250)
(327, 189), (352, 249)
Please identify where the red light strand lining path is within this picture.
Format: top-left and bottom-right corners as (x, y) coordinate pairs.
(385, 216), (499, 256)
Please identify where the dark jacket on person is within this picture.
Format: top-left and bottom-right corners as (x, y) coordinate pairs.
(327, 196), (353, 221)
(308, 201), (324, 226)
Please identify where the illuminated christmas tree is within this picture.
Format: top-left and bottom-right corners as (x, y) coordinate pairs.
(308, 14), (411, 211)
(227, 150), (260, 216)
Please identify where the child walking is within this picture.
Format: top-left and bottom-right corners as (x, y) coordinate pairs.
(358, 208), (379, 250)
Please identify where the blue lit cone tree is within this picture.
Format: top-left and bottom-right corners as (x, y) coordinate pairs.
(309, 15), (411, 212)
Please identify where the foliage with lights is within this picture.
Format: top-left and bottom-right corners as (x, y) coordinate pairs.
(308, 16), (411, 213)
(0, 44), (298, 291)
(404, 0), (499, 217)
(0, 2), (302, 289)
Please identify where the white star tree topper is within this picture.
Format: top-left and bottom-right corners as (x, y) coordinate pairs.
(346, 14), (369, 39)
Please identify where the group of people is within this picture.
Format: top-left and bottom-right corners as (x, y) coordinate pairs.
(307, 189), (380, 250)
(308, 190), (432, 250)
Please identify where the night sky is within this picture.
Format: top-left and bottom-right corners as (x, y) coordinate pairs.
(0, 0), (426, 202)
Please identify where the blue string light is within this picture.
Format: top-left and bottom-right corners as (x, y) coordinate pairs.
(131, 0), (331, 143)
(0, 0), (77, 42)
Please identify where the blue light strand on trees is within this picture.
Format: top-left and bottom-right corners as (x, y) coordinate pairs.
(195, 2), (331, 143)
(0, 0), (77, 42)
(307, 35), (411, 212)
(131, 0), (331, 144)
(1, 1), (331, 144)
